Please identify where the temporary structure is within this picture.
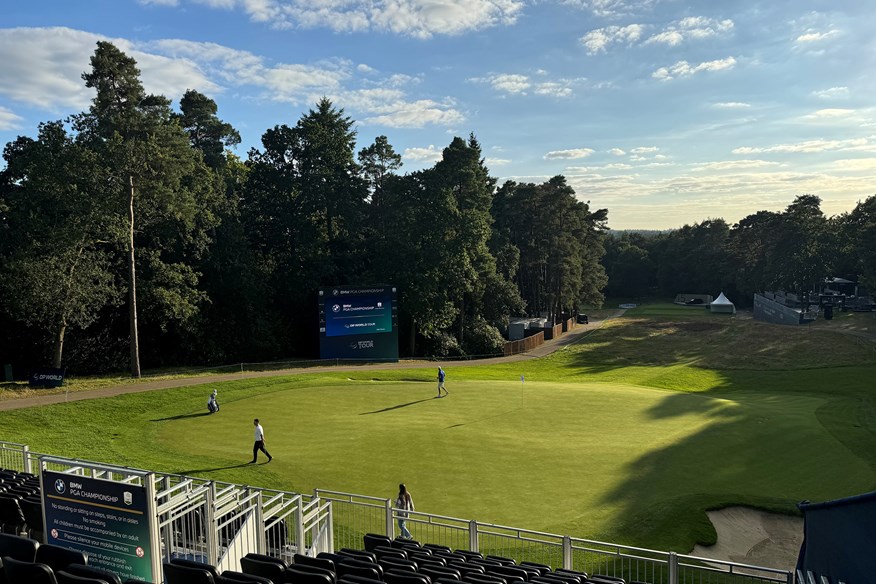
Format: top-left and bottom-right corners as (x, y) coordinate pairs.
(710, 292), (736, 314)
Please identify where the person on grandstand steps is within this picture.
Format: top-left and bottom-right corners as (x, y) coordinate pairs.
(437, 366), (448, 397)
(251, 418), (273, 463)
(395, 483), (414, 539)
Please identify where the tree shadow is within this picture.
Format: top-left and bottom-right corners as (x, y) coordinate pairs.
(151, 412), (211, 421)
(360, 398), (435, 415)
(174, 462), (253, 474)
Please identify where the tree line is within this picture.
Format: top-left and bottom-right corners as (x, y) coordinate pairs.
(602, 194), (876, 305)
(0, 42), (608, 376)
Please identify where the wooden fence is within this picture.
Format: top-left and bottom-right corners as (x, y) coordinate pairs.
(503, 331), (545, 356)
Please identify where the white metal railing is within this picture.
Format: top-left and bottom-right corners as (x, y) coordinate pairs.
(2, 443), (793, 584)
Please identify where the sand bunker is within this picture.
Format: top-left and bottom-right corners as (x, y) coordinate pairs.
(692, 507), (803, 572)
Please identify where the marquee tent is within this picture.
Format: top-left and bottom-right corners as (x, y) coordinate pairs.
(710, 292), (736, 314)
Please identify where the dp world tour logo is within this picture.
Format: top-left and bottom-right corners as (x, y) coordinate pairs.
(55, 479), (66, 494)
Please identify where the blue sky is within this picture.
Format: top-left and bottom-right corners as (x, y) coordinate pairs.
(1, 0), (874, 229)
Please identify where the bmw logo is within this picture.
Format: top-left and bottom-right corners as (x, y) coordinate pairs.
(55, 479), (66, 494)
(332, 304), (341, 312)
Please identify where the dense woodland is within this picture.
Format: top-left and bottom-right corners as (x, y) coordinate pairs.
(2, 43), (875, 377)
(0, 43), (608, 375)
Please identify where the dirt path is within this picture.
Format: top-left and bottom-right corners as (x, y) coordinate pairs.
(0, 312), (623, 412)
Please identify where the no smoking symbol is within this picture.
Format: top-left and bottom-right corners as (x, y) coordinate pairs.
(135, 547), (144, 558)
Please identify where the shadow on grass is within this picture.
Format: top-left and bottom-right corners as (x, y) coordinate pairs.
(360, 398), (435, 415)
(151, 412), (211, 421)
(445, 406), (524, 429)
(175, 462), (254, 474)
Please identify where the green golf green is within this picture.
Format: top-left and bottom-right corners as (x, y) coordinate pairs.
(2, 309), (875, 553)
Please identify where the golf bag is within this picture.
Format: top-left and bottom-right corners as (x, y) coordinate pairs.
(207, 389), (219, 413)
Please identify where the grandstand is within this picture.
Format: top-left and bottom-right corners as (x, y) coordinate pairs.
(0, 441), (804, 584)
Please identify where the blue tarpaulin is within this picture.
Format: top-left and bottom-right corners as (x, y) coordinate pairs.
(797, 490), (876, 583)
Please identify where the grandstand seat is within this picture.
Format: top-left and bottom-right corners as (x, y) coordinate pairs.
(412, 553), (443, 566)
(220, 570), (274, 584)
(485, 557), (515, 566)
(19, 498), (44, 542)
(469, 559), (503, 570)
(337, 558), (382, 581)
(317, 553), (348, 567)
(163, 561), (215, 584)
(56, 571), (112, 584)
(170, 558), (222, 581)
(380, 557), (417, 574)
(553, 569), (587, 582)
(0, 534), (38, 562)
(434, 579), (462, 584)
(2, 556), (58, 584)
(419, 564), (461, 581)
(374, 545), (407, 560)
(392, 538), (421, 549)
(61, 564), (122, 584)
(520, 563), (550, 576)
(363, 534), (392, 552)
(240, 556), (286, 582)
(0, 498), (26, 535)
(585, 576), (624, 584)
(464, 572), (508, 584)
(338, 549), (376, 563)
(423, 544), (451, 554)
(34, 544), (87, 574)
(540, 573), (580, 584)
(338, 575), (384, 584)
(448, 561), (484, 577)
(243, 553), (288, 568)
(384, 569), (431, 584)
(286, 563), (336, 584)
(454, 551), (483, 561)
(431, 550), (466, 563)
(485, 565), (528, 583)
(294, 553), (336, 572)
(513, 565), (540, 579)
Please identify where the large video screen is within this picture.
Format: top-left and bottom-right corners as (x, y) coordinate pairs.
(319, 285), (399, 361)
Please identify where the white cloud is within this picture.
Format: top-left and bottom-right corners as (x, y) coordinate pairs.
(485, 157), (511, 166)
(631, 146), (658, 154)
(471, 73), (577, 97)
(652, 57), (736, 81)
(139, 0), (179, 5)
(796, 29), (841, 43)
(811, 86), (849, 100)
(0, 106), (24, 131)
(732, 137), (872, 155)
(580, 24), (644, 55)
(833, 158), (876, 171)
(645, 16), (733, 46)
(713, 101), (750, 109)
(608, 148), (626, 156)
(691, 159), (783, 171)
(802, 108), (855, 119)
(357, 63), (377, 74)
(185, 0), (525, 38)
(565, 0), (658, 18)
(534, 82), (573, 98)
(404, 145), (443, 163)
(544, 148), (594, 160)
(490, 74), (530, 94)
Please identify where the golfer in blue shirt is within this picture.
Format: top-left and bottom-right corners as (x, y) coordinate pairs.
(437, 367), (448, 397)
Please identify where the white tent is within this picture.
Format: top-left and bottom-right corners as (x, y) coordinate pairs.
(710, 292), (736, 314)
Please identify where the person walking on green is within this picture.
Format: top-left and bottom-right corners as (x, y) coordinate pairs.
(437, 366), (448, 397)
(250, 418), (273, 463)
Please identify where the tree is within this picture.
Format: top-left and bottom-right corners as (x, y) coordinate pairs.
(176, 89), (241, 170)
(0, 122), (118, 367)
(75, 41), (222, 376)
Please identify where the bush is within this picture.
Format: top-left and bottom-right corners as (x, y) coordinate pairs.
(462, 317), (505, 356)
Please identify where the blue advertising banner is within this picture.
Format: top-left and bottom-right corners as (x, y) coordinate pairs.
(29, 367), (66, 387)
(41, 470), (154, 582)
(319, 285), (399, 361)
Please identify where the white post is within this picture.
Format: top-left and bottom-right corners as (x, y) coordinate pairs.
(327, 502), (335, 554)
(386, 498), (395, 539)
(255, 489), (266, 555)
(562, 535), (572, 570)
(206, 483), (219, 565)
(22, 444), (31, 474)
(668, 551), (678, 584)
(296, 495), (305, 555)
(468, 520), (478, 552)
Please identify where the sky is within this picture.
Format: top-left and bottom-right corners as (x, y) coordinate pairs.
(1, 1), (875, 229)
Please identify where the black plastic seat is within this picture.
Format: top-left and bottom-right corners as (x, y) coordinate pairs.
(420, 564), (461, 582)
(2, 556), (59, 584)
(220, 570), (274, 584)
(338, 575), (383, 584)
(464, 572), (508, 584)
(553, 570), (587, 582)
(316, 553), (346, 567)
(56, 571), (111, 584)
(363, 534), (391, 552)
(411, 552), (440, 565)
(423, 544), (451, 554)
(240, 557), (285, 583)
(0, 534), (38, 562)
(392, 538), (421, 549)
(585, 576), (624, 584)
(454, 551), (483, 561)
(62, 564), (123, 584)
(287, 563), (336, 584)
(18, 499), (43, 541)
(384, 570), (431, 584)
(243, 553), (288, 568)
(520, 564), (550, 576)
(338, 550), (376, 563)
(35, 545), (87, 574)
(379, 557), (417, 574)
(485, 557), (515, 567)
(485, 565), (527, 583)
(374, 545), (407, 561)
(294, 554), (335, 572)
(171, 558), (222, 581)
(448, 562), (483, 577)
(0, 498), (25, 535)
(531, 576), (569, 584)
(164, 561), (215, 584)
(286, 565), (334, 584)
(337, 559), (381, 581)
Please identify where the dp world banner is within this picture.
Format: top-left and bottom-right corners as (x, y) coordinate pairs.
(41, 467), (156, 582)
(319, 285), (399, 361)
